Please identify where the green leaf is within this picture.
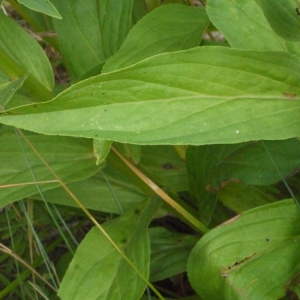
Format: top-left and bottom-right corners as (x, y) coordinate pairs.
(17, 0), (62, 19)
(188, 139), (300, 189)
(207, 0), (286, 50)
(58, 197), (161, 300)
(93, 139), (112, 165)
(257, 0), (300, 42)
(0, 75), (28, 109)
(103, 4), (209, 72)
(139, 145), (188, 193)
(217, 181), (277, 213)
(0, 13), (54, 99)
(32, 164), (147, 215)
(51, 0), (106, 82)
(114, 143), (141, 164)
(97, 0), (134, 59)
(0, 126), (101, 207)
(149, 227), (198, 282)
(187, 139), (300, 222)
(187, 200), (300, 300)
(1, 47), (300, 145)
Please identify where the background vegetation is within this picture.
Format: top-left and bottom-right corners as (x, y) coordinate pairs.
(0, 0), (300, 299)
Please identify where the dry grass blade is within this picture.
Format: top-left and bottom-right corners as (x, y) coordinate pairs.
(112, 147), (209, 234)
(0, 243), (57, 292)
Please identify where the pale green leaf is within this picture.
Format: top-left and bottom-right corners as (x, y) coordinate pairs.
(103, 4), (209, 72)
(257, 0), (300, 42)
(207, 0), (286, 50)
(0, 13), (54, 91)
(0, 126), (100, 207)
(17, 0), (62, 19)
(187, 200), (300, 300)
(1, 47), (300, 145)
(58, 197), (161, 300)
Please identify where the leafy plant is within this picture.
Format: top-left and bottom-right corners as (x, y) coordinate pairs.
(1, 0), (300, 299)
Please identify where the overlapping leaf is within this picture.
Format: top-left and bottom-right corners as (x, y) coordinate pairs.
(257, 0), (300, 42)
(149, 227), (198, 282)
(97, 0), (133, 59)
(188, 200), (300, 300)
(206, 0), (286, 51)
(58, 197), (161, 300)
(1, 47), (300, 145)
(17, 0), (62, 19)
(0, 12), (54, 99)
(103, 4), (209, 72)
(51, 0), (106, 82)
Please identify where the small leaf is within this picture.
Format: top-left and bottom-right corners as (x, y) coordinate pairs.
(188, 200), (300, 300)
(58, 197), (161, 300)
(17, 0), (62, 19)
(93, 139), (112, 165)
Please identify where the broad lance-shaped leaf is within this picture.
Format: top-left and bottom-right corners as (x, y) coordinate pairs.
(187, 200), (300, 300)
(1, 47), (300, 145)
(58, 197), (161, 300)
(103, 4), (209, 72)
